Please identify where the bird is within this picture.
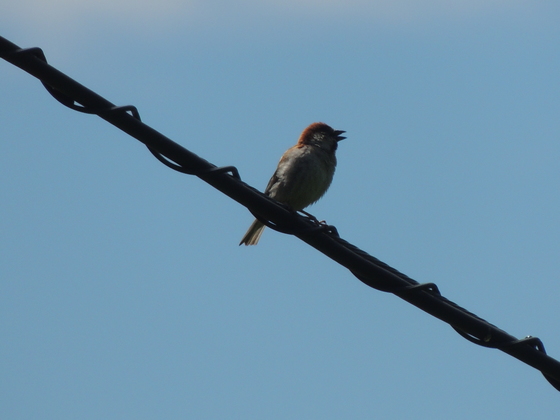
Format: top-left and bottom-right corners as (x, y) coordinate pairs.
(239, 122), (345, 245)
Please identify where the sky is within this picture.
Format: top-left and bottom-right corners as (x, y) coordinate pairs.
(1, 1), (560, 418)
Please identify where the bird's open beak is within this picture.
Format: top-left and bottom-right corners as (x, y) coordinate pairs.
(334, 130), (346, 141)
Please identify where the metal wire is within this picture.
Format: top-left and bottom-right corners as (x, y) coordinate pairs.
(2, 35), (560, 392)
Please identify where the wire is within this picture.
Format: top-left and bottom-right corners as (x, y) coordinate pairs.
(2, 35), (560, 392)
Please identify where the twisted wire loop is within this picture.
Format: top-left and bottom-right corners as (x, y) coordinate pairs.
(147, 145), (240, 180)
(2, 35), (560, 392)
(501, 337), (560, 392)
(247, 205), (341, 237)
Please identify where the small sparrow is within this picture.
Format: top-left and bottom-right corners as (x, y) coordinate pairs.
(240, 122), (345, 245)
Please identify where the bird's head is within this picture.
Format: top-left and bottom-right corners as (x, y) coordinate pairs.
(297, 122), (346, 152)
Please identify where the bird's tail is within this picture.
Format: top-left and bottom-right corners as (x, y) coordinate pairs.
(239, 219), (266, 246)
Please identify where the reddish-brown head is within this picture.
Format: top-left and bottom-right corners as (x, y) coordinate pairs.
(297, 122), (345, 152)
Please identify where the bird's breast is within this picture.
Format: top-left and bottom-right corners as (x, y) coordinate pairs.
(268, 146), (336, 210)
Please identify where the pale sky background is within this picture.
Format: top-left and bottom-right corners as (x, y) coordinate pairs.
(1, 1), (560, 419)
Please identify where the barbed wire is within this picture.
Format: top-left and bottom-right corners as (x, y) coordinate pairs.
(2, 35), (559, 392)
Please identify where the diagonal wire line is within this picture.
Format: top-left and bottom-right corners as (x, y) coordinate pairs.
(2, 35), (559, 392)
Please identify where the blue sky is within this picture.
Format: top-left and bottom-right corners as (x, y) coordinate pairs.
(2, 1), (560, 418)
